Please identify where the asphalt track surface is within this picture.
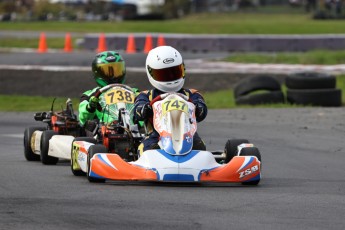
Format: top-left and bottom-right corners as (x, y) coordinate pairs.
(1, 50), (345, 229)
(1, 108), (345, 230)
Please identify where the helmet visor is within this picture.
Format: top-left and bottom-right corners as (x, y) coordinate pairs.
(148, 64), (185, 82)
(97, 62), (126, 80)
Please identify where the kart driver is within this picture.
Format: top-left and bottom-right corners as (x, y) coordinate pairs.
(134, 46), (208, 153)
(79, 51), (138, 132)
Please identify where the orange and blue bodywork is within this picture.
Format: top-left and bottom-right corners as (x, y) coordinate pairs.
(88, 149), (261, 183)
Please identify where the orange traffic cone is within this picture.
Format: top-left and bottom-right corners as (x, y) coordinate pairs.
(126, 34), (136, 54)
(37, 32), (48, 53)
(63, 33), (73, 53)
(157, 34), (166, 47)
(143, 34), (153, 53)
(97, 33), (107, 53)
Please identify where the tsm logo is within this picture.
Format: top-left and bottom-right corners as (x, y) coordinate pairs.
(239, 165), (259, 179)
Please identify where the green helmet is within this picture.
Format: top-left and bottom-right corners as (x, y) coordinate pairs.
(92, 51), (126, 87)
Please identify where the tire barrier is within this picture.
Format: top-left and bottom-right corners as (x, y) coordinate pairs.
(234, 75), (282, 98)
(287, 88), (342, 107)
(285, 72), (342, 107)
(234, 75), (285, 105)
(285, 72), (336, 90)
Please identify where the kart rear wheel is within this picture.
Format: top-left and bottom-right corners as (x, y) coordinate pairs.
(24, 126), (46, 161)
(87, 144), (107, 183)
(40, 130), (59, 165)
(239, 147), (261, 186)
(70, 137), (97, 176)
(224, 139), (249, 163)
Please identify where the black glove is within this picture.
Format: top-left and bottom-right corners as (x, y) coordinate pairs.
(136, 103), (153, 121)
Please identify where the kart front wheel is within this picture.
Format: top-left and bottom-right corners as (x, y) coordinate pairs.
(24, 126), (45, 161)
(40, 130), (59, 165)
(224, 139), (249, 163)
(239, 147), (261, 186)
(239, 147), (262, 162)
(71, 137), (97, 176)
(87, 144), (107, 183)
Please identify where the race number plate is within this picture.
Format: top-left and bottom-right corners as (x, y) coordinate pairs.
(104, 88), (135, 104)
(162, 99), (188, 115)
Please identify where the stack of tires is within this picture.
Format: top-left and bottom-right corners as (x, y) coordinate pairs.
(234, 75), (285, 105)
(286, 72), (342, 107)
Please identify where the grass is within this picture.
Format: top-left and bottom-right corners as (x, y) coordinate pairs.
(1, 12), (345, 36)
(336, 75), (345, 98)
(224, 50), (345, 65)
(0, 92), (292, 112)
(1, 96), (79, 112)
(203, 89), (296, 109)
(0, 38), (78, 49)
(2, 75), (344, 111)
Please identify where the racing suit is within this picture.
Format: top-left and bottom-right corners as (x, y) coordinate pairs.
(79, 87), (102, 127)
(134, 88), (208, 152)
(79, 86), (139, 127)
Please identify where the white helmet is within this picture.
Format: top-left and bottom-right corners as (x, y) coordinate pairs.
(145, 46), (185, 92)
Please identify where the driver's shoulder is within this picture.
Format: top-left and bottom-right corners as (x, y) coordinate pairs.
(186, 88), (199, 94)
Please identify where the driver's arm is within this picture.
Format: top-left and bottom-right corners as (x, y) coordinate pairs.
(134, 90), (151, 122)
(189, 89), (208, 122)
(78, 88), (100, 126)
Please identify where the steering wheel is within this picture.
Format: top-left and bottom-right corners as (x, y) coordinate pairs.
(94, 84), (134, 98)
(150, 93), (190, 106)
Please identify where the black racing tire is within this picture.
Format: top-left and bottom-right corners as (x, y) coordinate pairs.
(285, 72), (336, 90)
(40, 130), (59, 165)
(239, 147), (262, 162)
(239, 147), (261, 186)
(235, 91), (285, 105)
(70, 137), (97, 176)
(87, 144), (107, 183)
(234, 75), (281, 98)
(224, 139), (249, 163)
(23, 126), (46, 161)
(287, 88), (342, 107)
